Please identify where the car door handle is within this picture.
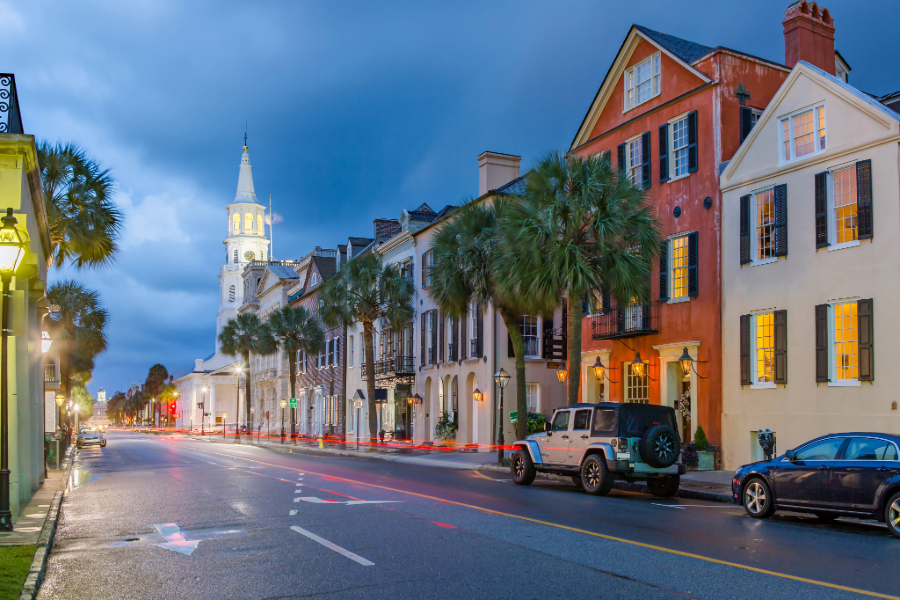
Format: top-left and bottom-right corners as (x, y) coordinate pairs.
(561, 435), (569, 440)
(581, 435), (589, 440)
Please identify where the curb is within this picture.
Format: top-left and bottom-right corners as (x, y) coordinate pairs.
(19, 445), (76, 600)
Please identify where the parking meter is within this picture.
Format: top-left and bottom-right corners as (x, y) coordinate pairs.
(757, 428), (776, 461)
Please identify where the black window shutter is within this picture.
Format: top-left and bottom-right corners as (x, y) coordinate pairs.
(858, 298), (874, 381)
(740, 107), (754, 143)
(856, 159), (873, 239)
(774, 310), (787, 384)
(687, 110), (698, 173)
(815, 304), (829, 382)
(687, 231), (699, 297)
(420, 313), (426, 366)
(740, 194), (751, 265)
(774, 183), (788, 257)
(430, 311), (438, 364)
(641, 131), (651, 189)
(617, 143), (626, 174)
(421, 253), (427, 287)
(815, 172), (829, 248)
(740, 314), (751, 386)
(476, 303), (483, 358)
(439, 311), (444, 363)
(658, 240), (669, 301)
(658, 124), (669, 183)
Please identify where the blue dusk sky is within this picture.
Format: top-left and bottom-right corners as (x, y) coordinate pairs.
(3, 0), (898, 395)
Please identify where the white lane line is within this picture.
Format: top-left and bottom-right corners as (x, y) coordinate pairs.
(289, 510), (298, 516)
(651, 503), (740, 509)
(290, 526), (373, 566)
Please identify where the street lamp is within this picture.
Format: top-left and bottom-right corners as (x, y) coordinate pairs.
(0, 209), (26, 531)
(222, 413), (227, 439)
(631, 352), (646, 378)
(472, 388), (483, 402)
(678, 347), (693, 376)
(592, 356), (605, 382)
(555, 368), (568, 383)
(494, 368), (510, 464)
(280, 399), (287, 442)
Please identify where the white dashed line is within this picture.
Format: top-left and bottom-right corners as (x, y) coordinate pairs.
(289, 510), (297, 516)
(290, 526), (374, 566)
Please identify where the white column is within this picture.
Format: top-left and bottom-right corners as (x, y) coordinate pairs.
(209, 384), (217, 426)
(190, 386), (197, 431)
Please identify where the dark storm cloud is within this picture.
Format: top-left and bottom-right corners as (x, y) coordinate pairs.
(3, 0), (897, 393)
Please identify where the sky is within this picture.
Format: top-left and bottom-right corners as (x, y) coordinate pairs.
(4, 0), (899, 396)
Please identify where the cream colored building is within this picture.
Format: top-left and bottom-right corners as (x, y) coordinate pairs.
(720, 61), (900, 469)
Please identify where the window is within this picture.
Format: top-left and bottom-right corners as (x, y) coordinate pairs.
(526, 383), (540, 412)
(349, 336), (354, 367)
(360, 336), (365, 365)
(626, 363), (649, 403)
(755, 313), (775, 385)
(422, 250), (434, 288)
(233, 249), (239, 263)
(519, 315), (539, 356)
(299, 350), (306, 374)
(624, 52), (660, 111)
(670, 235), (689, 299)
(426, 311), (435, 363)
(755, 189), (775, 261)
(670, 116), (689, 177)
(843, 438), (897, 461)
(228, 285), (235, 303)
(592, 409), (616, 434)
(833, 165), (858, 245)
(232, 213), (240, 233)
(833, 301), (858, 381)
(551, 410), (570, 431)
(795, 437), (844, 461)
(573, 409), (591, 431)
(780, 104), (826, 163)
(625, 135), (643, 184)
(245, 213), (253, 231)
(310, 272), (318, 287)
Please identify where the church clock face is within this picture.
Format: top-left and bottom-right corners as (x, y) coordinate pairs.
(244, 251), (255, 261)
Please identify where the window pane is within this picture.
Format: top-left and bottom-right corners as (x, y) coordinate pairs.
(794, 110), (815, 158)
(833, 166), (858, 244)
(573, 410), (591, 431)
(756, 313), (775, 383)
(886, 445), (899, 461)
(756, 189), (775, 260)
(593, 409), (616, 433)
(672, 117), (689, 176)
(844, 438), (891, 461)
(526, 383), (539, 411)
(834, 302), (858, 380)
(626, 364), (649, 404)
(635, 57), (652, 104)
(671, 236), (689, 298)
(817, 106), (826, 150)
(519, 315), (539, 356)
(795, 437), (844, 461)
(551, 410), (570, 431)
(628, 136), (643, 183)
(782, 119), (790, 161)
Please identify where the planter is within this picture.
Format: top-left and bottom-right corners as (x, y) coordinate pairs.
(694, 450), (715, 471)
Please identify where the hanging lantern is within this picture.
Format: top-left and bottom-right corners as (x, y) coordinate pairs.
(592, 356), (605, 381)
(555, 368), (568, 383)
(631, 352), (646, 377)
(679, 347), (693, 376)
(472, 388), (483, 402)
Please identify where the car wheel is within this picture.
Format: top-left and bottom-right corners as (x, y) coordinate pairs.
(639, 424), (680, 468)
(646, 475), (680, 498)
(510, 449), (536, 486)
(101, 441), (107, 448)
(571, 476), (584, 490)
(813, 512), (838, 522)
(581, 455), (613, 496)
(742, 478), (775, 519)
(884, 491), (900, 539)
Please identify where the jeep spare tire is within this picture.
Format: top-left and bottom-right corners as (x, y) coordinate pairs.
(640, 424), (679, 468)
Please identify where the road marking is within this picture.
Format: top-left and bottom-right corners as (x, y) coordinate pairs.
(152, 524), (200, 556)
(289, 510), (298, 516)
(296, 496), (401, 505)
(290, 525), (373, 566)
(652, 503), (741, 510)
(168, 442), (900, 600)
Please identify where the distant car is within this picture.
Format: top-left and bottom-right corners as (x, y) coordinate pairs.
(733, 432), (900, 538)
(510, 403), (684, 497)
(77, 428), (106, 449)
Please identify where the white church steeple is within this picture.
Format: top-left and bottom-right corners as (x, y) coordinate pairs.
(234, 145), (259, 204)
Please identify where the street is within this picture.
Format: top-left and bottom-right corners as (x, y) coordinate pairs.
(35, 431), (900, 600)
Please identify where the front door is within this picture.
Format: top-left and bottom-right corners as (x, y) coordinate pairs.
(567, 409), (593, 465)
(831, 437), (900, 513)
(545, 410), (571, 465)
(771, 437), (846, 508)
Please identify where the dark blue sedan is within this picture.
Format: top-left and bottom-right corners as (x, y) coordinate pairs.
(732, 432), (900, 538)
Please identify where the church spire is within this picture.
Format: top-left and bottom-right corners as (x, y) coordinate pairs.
(234, 142), (259, 204)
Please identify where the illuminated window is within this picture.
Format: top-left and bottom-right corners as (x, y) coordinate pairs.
(245, 213), (253, 232)
(232, 213), (240, 233)
(626, 363), (649, 404)
(756, 189), (775, 260)
(624, 52), (661, 110)
(670, 235), (689, 299)
(780, 104), (826, 163)
(833, 166), (858, 244)
(755, 313), (775, 383)
(257, 214), (263, 235)
(834, 302), (858, 381)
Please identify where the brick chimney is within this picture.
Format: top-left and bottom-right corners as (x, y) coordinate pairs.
(478, 151), (521, 196)
(783, 1), (835, 75)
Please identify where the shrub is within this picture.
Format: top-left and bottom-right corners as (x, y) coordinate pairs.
(526, 412), (547, 435)
(433, 411), (457, 441)
(694, 425), (710, 451)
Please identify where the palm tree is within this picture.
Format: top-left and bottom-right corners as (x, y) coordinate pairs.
(218, 313), (276, 435)
(267, 306), (325, 437)
(46, 281), (109, 417)
(145, 364), (168, 427)
(37, 142), (123, 268)
(498, 152), (660, 405)
(430, 198), (533, 441)
(319, 252), (415, 441)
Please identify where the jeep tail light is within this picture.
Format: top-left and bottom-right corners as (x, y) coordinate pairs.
(618, 438), (628, 451)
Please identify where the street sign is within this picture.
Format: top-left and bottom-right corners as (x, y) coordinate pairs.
(509, 411), (518, 422)
(289, 398), (298, 409)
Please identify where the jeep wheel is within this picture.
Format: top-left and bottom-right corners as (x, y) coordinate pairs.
(884, 492), (900, 539)
(639, 424), (679, 468)
(646, 475), (680, 498)
(581, 455), (613, 496)
(742, 477), (775, 519)
(510, 449), (536, 485)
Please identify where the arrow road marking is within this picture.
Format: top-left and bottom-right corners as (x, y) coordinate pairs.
(290, 526), (373, 566)
(152, 523), (200, 556)
(293, 496), (402, 505)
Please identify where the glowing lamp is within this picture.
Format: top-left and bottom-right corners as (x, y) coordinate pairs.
(54, 393), (64, 407)
(280, 400), (287, 409)
(679, 347), (693, 376)
(631, 352), (646, 377)
(472, 388), (483, 402)
(493, 368), (510, 389)
(0, 209), (25, 274)
(592, 356), (605, 381)
(411, 393), (422, 405)
(41, 332), (52, 354)
(555, 368), (568, 383)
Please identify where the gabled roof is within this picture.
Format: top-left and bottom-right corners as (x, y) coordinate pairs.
(633, 25), (713, 65)
(407, 210), (439, 223)
(311, 255), (337, 284)
(493, 175), (526, 196)
(348, 236), (374, 247)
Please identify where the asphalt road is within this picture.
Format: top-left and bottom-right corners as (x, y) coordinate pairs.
(38, 431), (900, 600)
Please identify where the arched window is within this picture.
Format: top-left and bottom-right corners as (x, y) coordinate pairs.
(232, 213), (240, 233)
(245, 213), (253, 231)
(310, 272), (318, 286)
(257, 214), (263, 235)
(228, 285), (236, 302)
(233, 249), (239, 263)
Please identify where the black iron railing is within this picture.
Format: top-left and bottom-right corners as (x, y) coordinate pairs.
(591, 301), (659, 340)
(0, 74), (23, 134)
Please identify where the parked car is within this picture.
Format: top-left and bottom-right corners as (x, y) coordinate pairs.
(733, 432), (900, 538)
(77, 428), (106, 449)
(510, 403), (685, 497)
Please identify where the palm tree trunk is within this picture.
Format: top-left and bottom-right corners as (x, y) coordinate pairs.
(567, 295), (581, 405)
(288, 352), (296, 436)
(363, 323), (377, 442)
(498, 307), (528, 441)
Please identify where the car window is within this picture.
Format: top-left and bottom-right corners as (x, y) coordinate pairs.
(573, 410), (591, 431)
(551, 411), (570, 432)
(592, 409), (616, 434)
(886, 444), (899, 461)
(795, 437), (844, 461)
(844, 438), (895, 461)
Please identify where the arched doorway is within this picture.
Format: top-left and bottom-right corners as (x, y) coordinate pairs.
(424, 377), (433, 441)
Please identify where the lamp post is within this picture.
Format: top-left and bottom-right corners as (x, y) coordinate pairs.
(222, 413), (227, 439)
(201, 386), (208, 435)
(0, 209), (26, 530)
(493, 368), (510, 464)
(280, 399), (287, 443)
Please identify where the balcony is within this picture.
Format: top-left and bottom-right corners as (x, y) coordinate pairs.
(591, 301), (659, 340)
(44, 364), (58, 383)
(0, 74), (23, 134)
(361, 356), (415, 384)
